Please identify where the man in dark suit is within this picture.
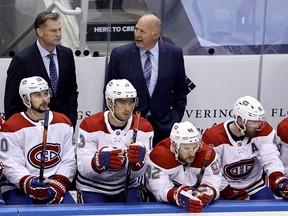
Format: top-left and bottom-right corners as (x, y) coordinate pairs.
(4, 11), (78, 128)
(107, 14), (189, 147)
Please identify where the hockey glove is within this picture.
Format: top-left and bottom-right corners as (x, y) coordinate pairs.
(0, 161), (4, 178)
(173, 185), (203, 213)
(220, 184), (249, 200)
(127, 143), (146, 171)
(43, 179), (66, 204)
(192, 184), (214, 206)
(272, 176), (288, 199)
(20, 175), (49, 200)
(94, 146), (125, 171)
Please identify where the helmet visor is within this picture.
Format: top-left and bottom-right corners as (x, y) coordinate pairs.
(114, 98), (136, 107)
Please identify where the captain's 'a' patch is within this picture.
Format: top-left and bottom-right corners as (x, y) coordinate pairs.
(251, 142), (259, 153)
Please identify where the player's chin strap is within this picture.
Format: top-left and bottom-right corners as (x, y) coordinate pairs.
(109, 106), (126, 124)
(170, 143), (185, 165)
(234, 118), (246, 136)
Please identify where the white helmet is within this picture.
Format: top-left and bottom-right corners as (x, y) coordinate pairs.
(105, 79), (137, 104)
(233, 96), (265, 134)
(105, 79), (137, 123)
(170, 121), (201, 149)
(233, 96), (265, 122)
(19, 76), (49, 108)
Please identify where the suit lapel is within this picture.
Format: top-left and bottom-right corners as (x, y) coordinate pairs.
(32, 43), (50, 81)
(130, 44), (150, 96)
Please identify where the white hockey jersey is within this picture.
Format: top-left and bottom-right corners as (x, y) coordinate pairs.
(146, 138), (221, 203)
(76, 111), (153, 195)
(0, 111), (76, 193)
(277, 117), (288, 175)
(202, 119), (285, 195)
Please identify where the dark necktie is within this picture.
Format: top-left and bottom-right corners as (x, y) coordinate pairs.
(143, 51), (152, 88)
(47, 53), (58, 94)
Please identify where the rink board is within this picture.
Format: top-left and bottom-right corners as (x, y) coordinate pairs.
(0, 200), (288, 216)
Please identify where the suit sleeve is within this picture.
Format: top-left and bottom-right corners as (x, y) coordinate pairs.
(4, 55), (27, 120)
(171, 48), (189, 120)
(66, 49), (78, 128)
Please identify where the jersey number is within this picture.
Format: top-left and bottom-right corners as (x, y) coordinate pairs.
(0, 138), (8, 152)
(146, 165), (161, 179)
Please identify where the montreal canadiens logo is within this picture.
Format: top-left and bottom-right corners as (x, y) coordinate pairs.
(28, 143), (61, 168)
(224, 157), (256, 180)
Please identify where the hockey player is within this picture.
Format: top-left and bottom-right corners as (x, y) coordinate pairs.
(202, 96), (288, 200)
(76, 79), (153, 203)
(0, 76), (76, 204)
(277, 117), (288, 175)
(146, 121), (221, 213)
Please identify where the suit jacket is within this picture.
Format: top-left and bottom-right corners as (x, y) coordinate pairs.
(107, 41), (189, 142)
(4, 42), (78, 128)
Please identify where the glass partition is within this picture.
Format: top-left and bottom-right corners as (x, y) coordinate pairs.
(1, 0), (288, 57)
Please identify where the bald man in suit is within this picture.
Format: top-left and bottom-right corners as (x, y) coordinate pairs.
(107, 14), (189, 147)
(4, 11), (78, 128)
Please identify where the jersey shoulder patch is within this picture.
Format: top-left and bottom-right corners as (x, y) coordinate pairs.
(277, 118), (288, 143)
(150, 138), (181, 169)
(202, 123), (230, 147)
(80, 111), (107, 133)
(256, 123), (273, 137)
(1, 113), (33, 132)
(137, 116), (153, 133)
(51, 111), (72, 126)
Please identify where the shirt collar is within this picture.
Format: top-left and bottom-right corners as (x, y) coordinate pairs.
(36, 40), (57, 57)
(140, 41), (159, 57)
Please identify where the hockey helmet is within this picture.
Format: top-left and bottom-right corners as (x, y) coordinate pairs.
(170, 121), (201, 150)
(105, 79), (137, 104)
(19, 76), (49, 108)
(233, 96), (265, 122)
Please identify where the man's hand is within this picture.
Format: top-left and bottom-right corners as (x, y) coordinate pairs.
(94, 146), (125, 171)
(273, 176), (288, 199)
(43, 179), (66, 204)
(20, 176), (49, 200)
(193, 185), (214, 206)
(220, 184), (249, 200)
(173, 185), (203, 213)
(127, 143), (146, 171)
(127, 143), (146, 163)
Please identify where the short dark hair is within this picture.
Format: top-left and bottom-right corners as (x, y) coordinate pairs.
(34, 11), (60, 30)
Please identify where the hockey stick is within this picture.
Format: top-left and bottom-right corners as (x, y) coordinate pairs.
(194, 144), (214, 188)
(123, 111), (141, 202)
(39, 107), (50, 182)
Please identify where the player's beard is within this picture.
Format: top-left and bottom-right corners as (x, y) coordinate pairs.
(184, 156), (195, 164)
(179, 154), (195, 164)
(244, 130), (257, 138)
(31, 103), (47, 114)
